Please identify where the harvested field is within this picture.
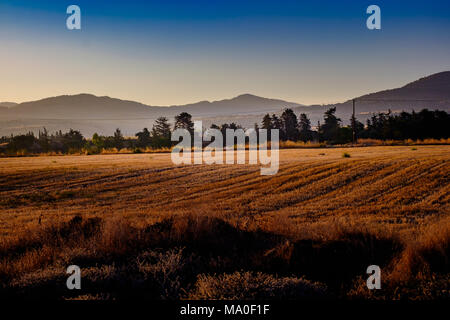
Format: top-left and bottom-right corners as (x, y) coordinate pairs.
(0, 146), (449, 299)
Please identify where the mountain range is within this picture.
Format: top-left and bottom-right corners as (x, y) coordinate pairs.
(0, 94), (301, 119)
(1, 71), (449, 136)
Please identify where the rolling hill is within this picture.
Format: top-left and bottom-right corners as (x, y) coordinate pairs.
(0, 93), (301, 120)
(0, 71), (449, 136)
(295, 71), (450, 123)
(0, 93), (302, 136)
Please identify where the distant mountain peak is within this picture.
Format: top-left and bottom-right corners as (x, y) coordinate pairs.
(233, 93), (271, 101)
(403, 71), (450, 89)
(235, 93), (259, 98)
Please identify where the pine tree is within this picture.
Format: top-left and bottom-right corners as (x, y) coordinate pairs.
(152, 117), (171, 139)
(298, 113), (312, 142)
(151, 117), (172, 148)
(261, 114), (273, 129)
(320, 107), (341, 143)
(113, 128), (124, 150)
(281, 108), (299, 141)
(174, 112), (194, 134)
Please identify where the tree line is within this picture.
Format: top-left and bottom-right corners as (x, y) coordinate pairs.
(1, 108), (449, 155)
(0, 112), (198, 154)
(260, 107), (449, 144)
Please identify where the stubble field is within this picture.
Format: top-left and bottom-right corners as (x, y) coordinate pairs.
(0, 146), (449, 299)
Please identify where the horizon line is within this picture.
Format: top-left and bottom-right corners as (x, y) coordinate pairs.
(2, 70), (449, 108)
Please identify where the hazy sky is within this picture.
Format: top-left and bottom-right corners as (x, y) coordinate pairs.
(1, 0), (449, 105)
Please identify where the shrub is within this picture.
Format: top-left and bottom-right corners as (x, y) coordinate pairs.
(189, 271), (327, 300)
(136, 248), (187, 299)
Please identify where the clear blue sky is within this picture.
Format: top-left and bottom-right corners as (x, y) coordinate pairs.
(1, 0), (449, 105)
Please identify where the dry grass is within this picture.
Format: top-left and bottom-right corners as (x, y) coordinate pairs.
(3, 138), (449, 158)
(189, 271), (326, 300)
(357, 138), (450, 146)
(0, 146), (449, 299)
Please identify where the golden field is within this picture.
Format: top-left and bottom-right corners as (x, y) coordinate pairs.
(0, 146), (449, 299)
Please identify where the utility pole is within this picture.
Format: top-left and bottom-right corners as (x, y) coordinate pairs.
(352, 99), (356, 145)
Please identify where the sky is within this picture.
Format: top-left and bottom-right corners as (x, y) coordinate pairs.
(1, 0), (449, 106)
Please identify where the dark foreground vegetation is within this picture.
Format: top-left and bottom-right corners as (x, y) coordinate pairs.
(0, 214), (448, 300)
(1, 108), (449, 156)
